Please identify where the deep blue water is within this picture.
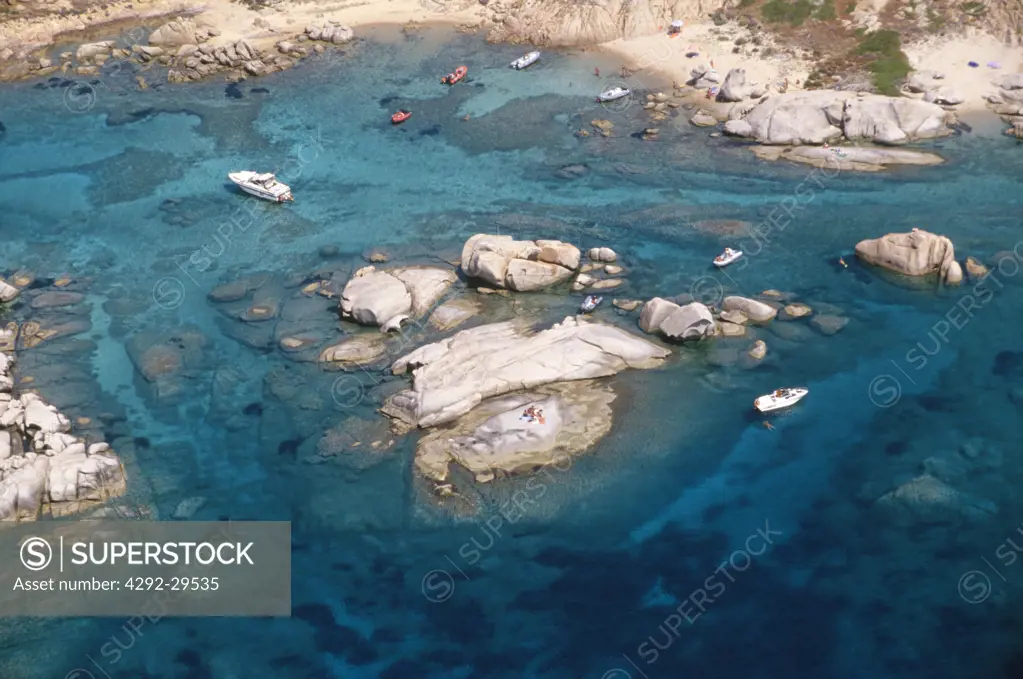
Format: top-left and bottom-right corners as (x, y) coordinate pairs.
(2, 24), (1023, 679)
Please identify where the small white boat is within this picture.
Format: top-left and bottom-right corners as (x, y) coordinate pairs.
(580, 295), (603, 313)
(596, 86), (631, 103)
(510, 51), (540, 70)
(754, 387), (808, 413)
(714, 247), (743, 267)
(228, 171), (293, 202)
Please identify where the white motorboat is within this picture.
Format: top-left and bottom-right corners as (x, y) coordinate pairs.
(754, 387), (808, 413)
(596, 86), (631, 103)
(580, 295), (603, 313)
(714, 247), (743, 267)
(510, 51), (540, 70)
(228, 171), (293, 202)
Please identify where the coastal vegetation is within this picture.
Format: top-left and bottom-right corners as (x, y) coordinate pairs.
(855, 29), (911, 95)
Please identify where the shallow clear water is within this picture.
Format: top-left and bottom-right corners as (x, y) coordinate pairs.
(2, 25), (1023, 679)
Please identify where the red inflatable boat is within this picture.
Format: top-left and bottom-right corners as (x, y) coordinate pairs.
(441, 65), (467, 85)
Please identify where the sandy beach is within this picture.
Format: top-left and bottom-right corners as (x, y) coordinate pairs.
(0, 0), (1020, 120)
(904, 30), (1023, 111)
(601, 22), (811, 97)
(0, 0), (486, 56)
(606, 22), (1022, 115)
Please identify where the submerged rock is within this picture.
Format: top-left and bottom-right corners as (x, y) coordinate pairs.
(429, 298), (480, 331)
(875, 474), (996, 526)
(751, 145), (945, 171)
(781, 303), (812, 319)
(415, 380), (615, 483)
(318, 334), (389, 368)
(30, 291), (84, 309)
(811, 314), (849, 335)
(383, 317), (669, 429)
(965, 256), (989, 279)
(855, 229), (962, 285)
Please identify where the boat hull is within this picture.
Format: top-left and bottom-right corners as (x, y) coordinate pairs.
(714, 251), (743, 267)
(596, 89), (631, 102)
(754, 388), (808, 413)
(579, 296), (603, 313)
(511, 52), (540, 69)
(229, 175), (292, 202)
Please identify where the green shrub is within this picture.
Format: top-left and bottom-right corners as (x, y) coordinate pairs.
(739, 0), (757, 7)
(815, 0), (837, 19)
(961, 1), (986, 15)
(844, 1), (856, 11)
(856, 30), (911, 95)
(762, 0), (815, 25)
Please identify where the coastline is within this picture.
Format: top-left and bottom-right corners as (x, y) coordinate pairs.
(599, 21), (1020, 119)
(0, 0), (1019, 138)
(0, 0), (486, 81)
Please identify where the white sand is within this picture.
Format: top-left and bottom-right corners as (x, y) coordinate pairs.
(904, 30), (1022, 112)
(0, 0), (486, 54)
(600, 22), (811, 95)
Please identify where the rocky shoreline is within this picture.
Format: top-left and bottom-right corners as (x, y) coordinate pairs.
(0, 217), (1009, 520)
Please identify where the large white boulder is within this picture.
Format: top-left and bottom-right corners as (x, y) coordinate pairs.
(461, 234), (579, 291)
(722, 296), (778, 322)
(0, 279), (20, 303)
(639, 298), (716, 340)
(76, 41), (115, 60)
(0, 458), (48, 521)
(718, 68), (748, 102)
(340, 265), (455, 327)
(733, 91), (951, 145)
(21, 393), (70, 434)
(148, 18), (201, 46)
(855, 229), (961, 285)
(383, 317), (669, 428)
(305, 22), (354, 44)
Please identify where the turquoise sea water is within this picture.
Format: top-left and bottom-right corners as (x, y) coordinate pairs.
(3, 24), (1023, 679)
